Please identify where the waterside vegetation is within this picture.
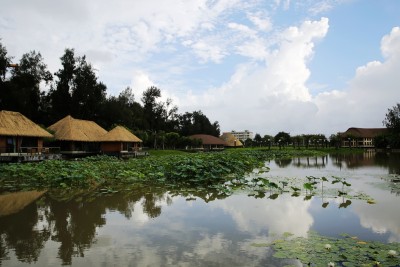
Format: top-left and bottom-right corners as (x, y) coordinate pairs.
(0, 148), (376, 206)
(0, 148), (322, 193)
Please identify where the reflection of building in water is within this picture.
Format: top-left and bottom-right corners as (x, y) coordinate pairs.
(331, 152), (400, 174)
(331, 153), (377, 169)
(0, 191), (45, 216)
(292, 156), (328, 169)
(0, 199), (50, 264)
(0, 188), (172, 266)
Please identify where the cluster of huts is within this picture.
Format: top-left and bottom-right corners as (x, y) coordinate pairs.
(2, 109), (386, 163)
(0, 110), (243, 162)
(0, 110), (144, 162)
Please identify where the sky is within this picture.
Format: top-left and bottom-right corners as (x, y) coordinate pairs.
(1, 0), (400, 136)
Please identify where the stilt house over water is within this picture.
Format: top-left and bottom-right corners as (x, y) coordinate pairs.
(0, 110), (55, 162)
(48, 115), (107, 156)
(99, 125), (144, 157)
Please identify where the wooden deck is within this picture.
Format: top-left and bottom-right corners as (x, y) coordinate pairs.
(0, 147), (62, 163)
(120, 150), (149, 158)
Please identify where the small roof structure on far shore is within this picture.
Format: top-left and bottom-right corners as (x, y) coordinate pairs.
(100, 126), (142, 142)
(189, 134), (227, 146)
(220, 132), (243, 147)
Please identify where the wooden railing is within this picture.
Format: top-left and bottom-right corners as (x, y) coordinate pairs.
(0, 147), (61, 156)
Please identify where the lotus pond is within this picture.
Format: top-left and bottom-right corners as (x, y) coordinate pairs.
(0, 150), (400, 266)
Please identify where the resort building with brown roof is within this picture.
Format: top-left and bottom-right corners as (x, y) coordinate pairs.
(339, 127), (387, 148)
(189, 134), (227, 151)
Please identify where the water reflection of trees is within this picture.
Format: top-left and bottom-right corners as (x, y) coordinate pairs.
(0, 203), (50, 263)
(0, 184), (233, 265)
(274, 158), (292, 168)
(0, 186), (176, 265)
(291, 156), (328, 169)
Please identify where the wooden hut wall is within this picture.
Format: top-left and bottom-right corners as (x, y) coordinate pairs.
(0, 137), (6, 153)
(37, 139), (43, 150)
(101, 142), (123, 153)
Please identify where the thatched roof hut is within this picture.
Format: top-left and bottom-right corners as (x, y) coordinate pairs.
(220, 132), (243, 147)
(48, 115), (107, 142)
(190, 134), (227, 146)
(0, 110), (52, 138)
(100, 126), (142, 142)
(100, 126), (142, 154)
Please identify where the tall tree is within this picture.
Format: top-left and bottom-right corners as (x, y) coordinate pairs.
(383, 103), (400, 134)
(50, 48), (75, 120)
(274, 131), (291, 148)
(141, 86), (162, 131)
(382, 103), (400, 148)
(0, 41), (12, 81)
(70, 56), (106, 121)
(100, 87), (144, 130)
(0, 42), (12, 110)
(254, 133), (262, 146)
(5, 51), (52, 122)
(140, 86), (179, 147)
(178, 111), (220, 136)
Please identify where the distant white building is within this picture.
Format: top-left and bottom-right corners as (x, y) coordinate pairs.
(225, 130), (254, 142)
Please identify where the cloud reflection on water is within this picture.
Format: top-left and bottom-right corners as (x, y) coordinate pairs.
(212, 194), (313, 237)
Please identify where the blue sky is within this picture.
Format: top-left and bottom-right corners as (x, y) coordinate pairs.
(1, 0), (400, 136)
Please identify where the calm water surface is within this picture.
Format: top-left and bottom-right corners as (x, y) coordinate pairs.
(1, 152), (399, 266)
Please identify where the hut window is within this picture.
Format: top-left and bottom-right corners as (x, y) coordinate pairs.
(122, 142), (130, 151)
(6, 137), (16, 153)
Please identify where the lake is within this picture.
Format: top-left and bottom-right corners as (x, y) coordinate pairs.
(1, 152), (400, 266)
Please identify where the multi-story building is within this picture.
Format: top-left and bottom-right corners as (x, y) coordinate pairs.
(225, 130), (254, 142)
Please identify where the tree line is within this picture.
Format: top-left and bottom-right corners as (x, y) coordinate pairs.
(248, 102), (400, 150)
(0, 43), (220, 148)
(248, 132), (332, 149)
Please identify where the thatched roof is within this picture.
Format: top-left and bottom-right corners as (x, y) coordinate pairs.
(0, 110), (52, 138)
(48, 115), (107, 142)
(190, 134), (227, 145)
(100, 126), (142, 142)
(342, 128), (387, 138)
(220, 132), (243, 147)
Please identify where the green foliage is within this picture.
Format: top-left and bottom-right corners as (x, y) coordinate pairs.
(0, 149), (322, 193)
(0, 49), (52, 122)
(0, 43), (218, 138)
(178, 110), (220, 137)
(275, 131), (291, 146)
(383, 103), (400, 134)
(0, 149), (376, 207)
(263, 231), (400, 266)
(0, 41), (12, 81)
